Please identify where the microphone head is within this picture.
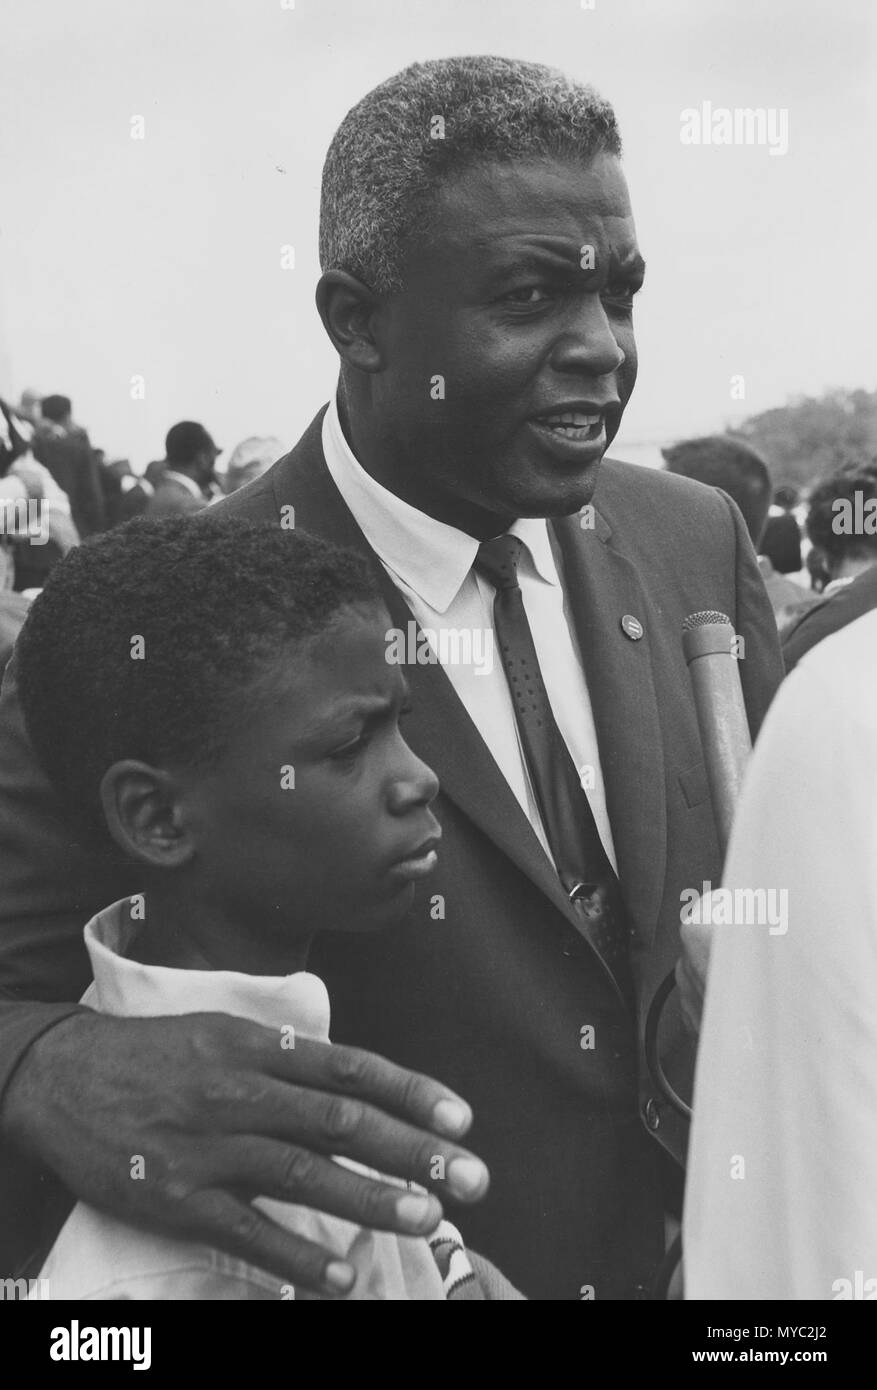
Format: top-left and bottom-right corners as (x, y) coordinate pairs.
(682, 610), (735, 662)
(682, 610), (731, 632)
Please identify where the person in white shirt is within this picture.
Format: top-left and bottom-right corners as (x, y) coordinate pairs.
(16, 513), (512, 1299)
(684, 607), (877, 1299)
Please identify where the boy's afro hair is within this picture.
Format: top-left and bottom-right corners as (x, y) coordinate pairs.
(15, 514), (381, 834)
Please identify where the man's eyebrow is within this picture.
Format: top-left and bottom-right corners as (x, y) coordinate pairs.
(480, 238), (587, 269)
(479, 240), (646, 282)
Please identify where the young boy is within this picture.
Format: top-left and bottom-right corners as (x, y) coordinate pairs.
(16, 515), (519, 1299)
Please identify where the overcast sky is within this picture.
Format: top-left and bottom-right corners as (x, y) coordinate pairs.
(2, 0), (874, 470)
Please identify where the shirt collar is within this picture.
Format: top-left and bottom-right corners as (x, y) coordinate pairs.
(163, 469), (204, 501)
(83, 900), (331, 1042)
(322, 395), (559, 614)
(823, 576), (855, 599)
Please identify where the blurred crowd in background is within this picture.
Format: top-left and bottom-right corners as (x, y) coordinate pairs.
(2, 387), (877, 683)
(0, 389), (283, 671)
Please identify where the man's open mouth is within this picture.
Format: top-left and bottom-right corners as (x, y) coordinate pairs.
(529, 410), (606, 443)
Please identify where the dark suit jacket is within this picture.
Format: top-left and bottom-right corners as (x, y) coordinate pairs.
(782, 564), (877, 673)
(99, 462), (152, 529)
(0, 408), (783, 1298)
(31, 425), (105, 539)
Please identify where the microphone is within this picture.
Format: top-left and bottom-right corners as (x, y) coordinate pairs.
(682, 610), (752, 858)
(645, 610), (751, 1149)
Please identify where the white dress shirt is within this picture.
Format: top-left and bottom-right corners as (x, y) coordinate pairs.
(684, 608), (877, 1299)
(35, 901), (452, 1300)
(322, 398), (617, 872)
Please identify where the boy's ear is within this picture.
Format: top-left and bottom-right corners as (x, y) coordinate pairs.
(100, 761), (194, 869)
(315, 270), (385, 373)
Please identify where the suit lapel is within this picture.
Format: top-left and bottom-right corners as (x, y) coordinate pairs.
(374, 570), (583, 924)
(551, 510), (667, 941)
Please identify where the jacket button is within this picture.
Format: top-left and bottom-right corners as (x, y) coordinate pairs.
(643, 1097), (661, 1131)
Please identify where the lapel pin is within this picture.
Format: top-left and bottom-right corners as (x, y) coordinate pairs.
(621, 614), (644, 641)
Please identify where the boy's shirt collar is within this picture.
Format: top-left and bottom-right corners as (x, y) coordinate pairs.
(82, 899), (331, 1042)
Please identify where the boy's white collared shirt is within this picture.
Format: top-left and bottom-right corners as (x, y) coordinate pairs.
(34, 901), (450, 1300)
(321, 396), (617, 873)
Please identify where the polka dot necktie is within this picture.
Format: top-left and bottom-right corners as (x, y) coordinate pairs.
(474, 534), (633, 1004)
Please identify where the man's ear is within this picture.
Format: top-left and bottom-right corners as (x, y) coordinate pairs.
(315, 270), (385, 373)
(100, 761), (195, 869)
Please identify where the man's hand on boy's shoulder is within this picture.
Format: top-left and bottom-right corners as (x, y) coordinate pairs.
(2, 1009), (490, 1297)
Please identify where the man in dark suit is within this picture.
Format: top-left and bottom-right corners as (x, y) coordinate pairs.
(144, 421), (221, 519)
(31, 394), (106, 538)
(783, 563), (877, 671)
(0, 56), (782, 1299)
(782, 466), (877, 672)
(97, 456), (154, 529)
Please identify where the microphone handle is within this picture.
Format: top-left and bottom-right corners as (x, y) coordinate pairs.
(684, 631), (752, 859)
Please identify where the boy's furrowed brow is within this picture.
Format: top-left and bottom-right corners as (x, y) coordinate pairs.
(298, 682), (411, 740)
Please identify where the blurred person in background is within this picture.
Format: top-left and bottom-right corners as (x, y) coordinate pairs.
(805, 545), (830, 594)
(0, 400), (78, 595)
(96, 454), (154, 529)
(0, 403), (35, 677)
(0, 588), (30, 684)
(662, 436), (815, 632)
(223, 436), (284, 494)
(144, 457), (168, 489)
(145, 421), (222, 519)
(15, 390), (43, 437)
(0, 400), (29, 593)
(760, 484), (805, 580)
(6, 396), (77, 533)
(783, 465), (877, 672)
(31, 394), (105, 538)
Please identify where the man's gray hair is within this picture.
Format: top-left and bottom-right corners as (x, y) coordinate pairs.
(319, 55), (622, 294)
